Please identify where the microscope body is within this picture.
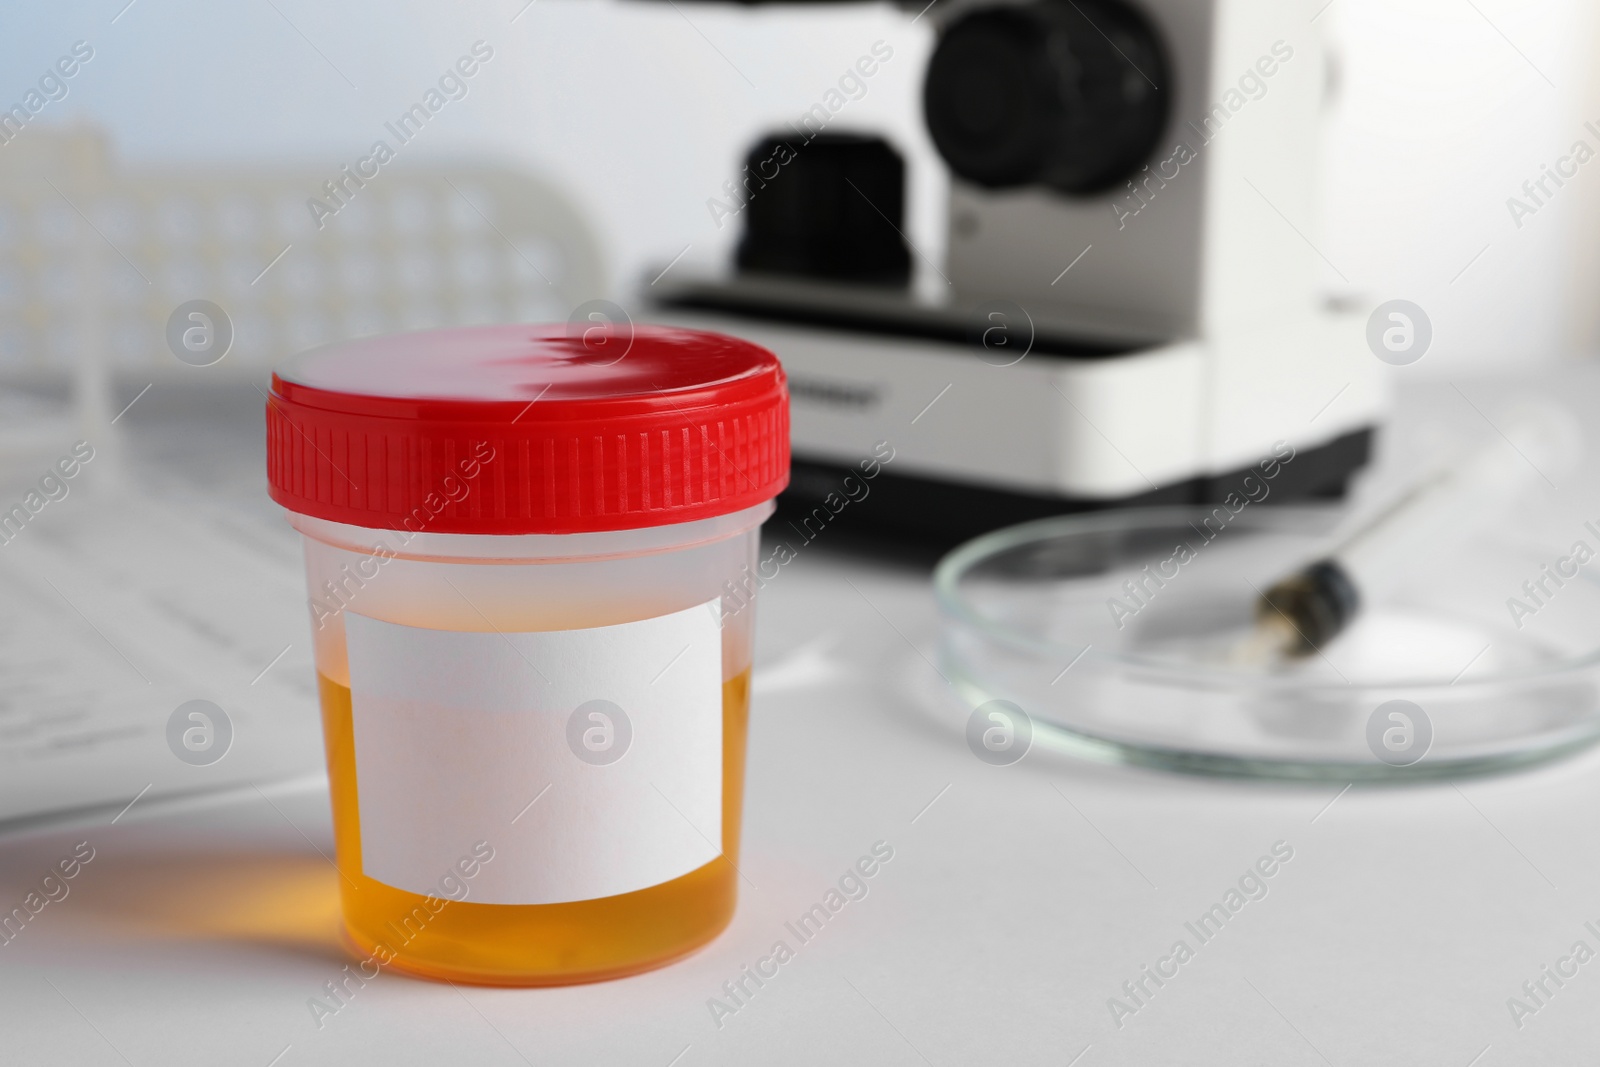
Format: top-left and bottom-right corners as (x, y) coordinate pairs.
(656, 0), (1385, 544)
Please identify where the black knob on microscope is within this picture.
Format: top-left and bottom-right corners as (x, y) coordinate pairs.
(923, 0), (1170, 195)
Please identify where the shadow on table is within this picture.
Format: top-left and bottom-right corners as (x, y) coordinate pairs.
(60, 846), (348, 967)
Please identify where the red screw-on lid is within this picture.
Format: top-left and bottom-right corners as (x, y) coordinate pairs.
(266, 325), (789, 534)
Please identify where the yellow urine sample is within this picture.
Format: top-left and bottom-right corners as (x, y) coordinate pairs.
(317, 668), (749, 986)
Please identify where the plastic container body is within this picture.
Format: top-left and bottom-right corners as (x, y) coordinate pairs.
(267, 324), (787, 985)
(293, 503), (767, 985)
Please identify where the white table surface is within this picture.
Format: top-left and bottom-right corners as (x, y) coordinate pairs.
(6, 372), (1600, 1066)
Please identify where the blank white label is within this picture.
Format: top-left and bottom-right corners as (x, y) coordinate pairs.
(345, 601), (723, 905)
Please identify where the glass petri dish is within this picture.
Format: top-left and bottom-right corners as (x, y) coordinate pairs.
(934, 506), (1600, 780)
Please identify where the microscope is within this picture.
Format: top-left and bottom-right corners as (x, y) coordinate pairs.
(653, 0), (1385, 544)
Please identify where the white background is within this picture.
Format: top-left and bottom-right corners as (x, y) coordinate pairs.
(3, 0), (1600, 375)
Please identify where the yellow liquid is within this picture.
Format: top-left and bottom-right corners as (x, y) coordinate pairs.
(318, 668), (749, 986)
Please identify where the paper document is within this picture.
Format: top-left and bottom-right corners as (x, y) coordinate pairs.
(0, 479), (323, 827)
